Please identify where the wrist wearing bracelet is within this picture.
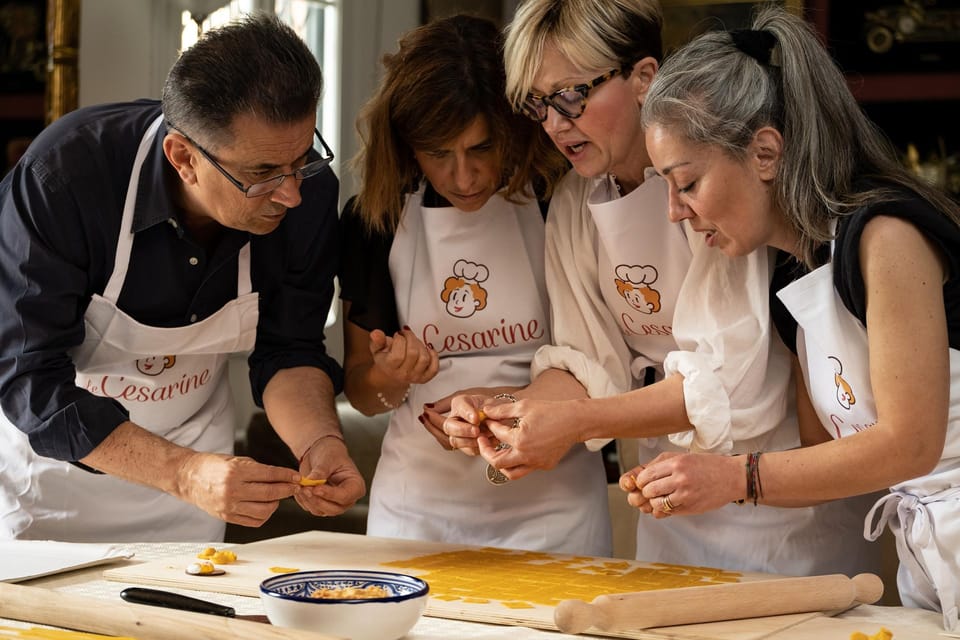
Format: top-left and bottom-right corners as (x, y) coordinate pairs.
(745, 451), (763, 506)
(297, 433), (345, 467)
(377, 387), (410, 410)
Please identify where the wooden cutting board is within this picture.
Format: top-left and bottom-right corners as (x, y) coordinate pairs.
(103, 531), (823, 639)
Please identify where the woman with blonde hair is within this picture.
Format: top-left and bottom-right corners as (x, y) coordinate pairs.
(338, 14), (613, 555)
(446, 0), (879, 577)
(637, 5), (960, 626)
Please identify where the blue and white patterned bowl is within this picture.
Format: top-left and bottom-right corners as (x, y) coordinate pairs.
(259, 570), (429, 640)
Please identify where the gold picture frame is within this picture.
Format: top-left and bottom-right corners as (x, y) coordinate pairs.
(45, 0), (79, 124)
(661, 0), (803, 55)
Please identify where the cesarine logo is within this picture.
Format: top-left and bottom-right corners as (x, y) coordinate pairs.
(614, 264), (661, 315)
(829, 356), (856, 410)
(136, 355), (176, 376)
(441, 259), (489, 319)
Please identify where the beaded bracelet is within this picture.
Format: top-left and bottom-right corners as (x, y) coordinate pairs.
(376, 387), (410, 410)
(297, 432), (345, 466)
(492, 393), (519, 403)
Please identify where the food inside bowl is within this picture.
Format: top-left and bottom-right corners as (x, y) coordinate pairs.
(310, 584), (390, 599)
(259, 569), (430, 640)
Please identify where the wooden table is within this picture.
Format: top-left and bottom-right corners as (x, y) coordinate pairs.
(0, 534), (947, 640)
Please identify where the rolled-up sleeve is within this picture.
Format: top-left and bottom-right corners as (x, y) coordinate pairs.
(530, 172), (636, 451)
(247, 168), (344, 404)
(665, 239), (794, 454)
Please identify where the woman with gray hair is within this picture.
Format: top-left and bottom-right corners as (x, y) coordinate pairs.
(636, 5), (960, 627)
(446, 0), (877, 577)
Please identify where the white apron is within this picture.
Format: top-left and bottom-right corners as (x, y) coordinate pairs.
(589, 175), (878, 576)
(779, 251), (960, 629)
(590, 171), (689, 379)
(366, 186), (612, 556)
(0, 115), (259, 542)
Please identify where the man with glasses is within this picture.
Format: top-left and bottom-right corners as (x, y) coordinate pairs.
(0, 14), (364, 542)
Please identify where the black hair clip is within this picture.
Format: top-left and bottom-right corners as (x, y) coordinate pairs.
(730, 29), (777, 65)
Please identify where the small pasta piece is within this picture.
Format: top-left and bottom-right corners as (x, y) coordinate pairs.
(309, 585), (390, 599)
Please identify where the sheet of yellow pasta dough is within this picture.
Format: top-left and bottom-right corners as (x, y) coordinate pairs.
(102, 530), (821, 639)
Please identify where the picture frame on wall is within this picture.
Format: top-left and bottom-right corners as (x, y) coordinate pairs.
(661, 0), (804, 55)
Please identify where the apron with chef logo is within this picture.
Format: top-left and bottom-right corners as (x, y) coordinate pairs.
(366, 185), (612, 556)
(778, 246), (960, 630)
(586, 175), (875, 576)
(0, 115), (260, 542)
(589, 171), (689, 380)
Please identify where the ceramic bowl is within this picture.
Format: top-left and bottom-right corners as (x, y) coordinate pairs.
(259, 569), (429, 640)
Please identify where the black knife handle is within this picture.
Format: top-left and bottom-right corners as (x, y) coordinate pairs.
(120, 587), (236, 617)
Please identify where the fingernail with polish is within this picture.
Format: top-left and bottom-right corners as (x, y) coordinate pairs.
(424, 403), (435, 409)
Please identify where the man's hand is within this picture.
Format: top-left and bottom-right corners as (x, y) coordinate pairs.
(294, 435), (366, 517)
(174, 452), (300, 527)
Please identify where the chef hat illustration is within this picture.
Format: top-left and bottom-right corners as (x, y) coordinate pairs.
(453, 259), (489, 284)
(615, 264), (658, 286)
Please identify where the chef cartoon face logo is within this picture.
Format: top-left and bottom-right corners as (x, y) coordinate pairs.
(441, 259), (489, 318)
(614, 264), (661, 314)
(829, 356), (855, 410)
(136, 355), (176, 376)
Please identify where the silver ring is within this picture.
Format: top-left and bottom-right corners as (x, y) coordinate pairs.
(511, 417), (520, 429)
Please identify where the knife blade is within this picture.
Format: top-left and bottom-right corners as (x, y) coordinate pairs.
(119, 587), (271, 624)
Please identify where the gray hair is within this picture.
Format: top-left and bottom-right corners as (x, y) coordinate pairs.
(504, 0), (662, 110)
(161, 12), (322, 150)
(642, 4), (960, 266)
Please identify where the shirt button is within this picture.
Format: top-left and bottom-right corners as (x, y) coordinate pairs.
(189, 257), (199, 266)
(190, 314), (198, 323)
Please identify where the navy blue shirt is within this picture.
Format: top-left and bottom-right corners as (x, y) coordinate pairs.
(0, 100), (343, 461)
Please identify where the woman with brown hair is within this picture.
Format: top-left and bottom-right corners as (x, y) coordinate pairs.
(338, 14), (612, 555)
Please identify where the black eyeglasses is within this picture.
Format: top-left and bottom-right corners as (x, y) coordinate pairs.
(182, 128), (334, 198)
(521, 68), (621, 122)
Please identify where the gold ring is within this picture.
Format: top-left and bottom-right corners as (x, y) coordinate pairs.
(661, 495), (676, 513)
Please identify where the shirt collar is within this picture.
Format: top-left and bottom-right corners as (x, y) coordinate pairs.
(131, 120), (181, 233)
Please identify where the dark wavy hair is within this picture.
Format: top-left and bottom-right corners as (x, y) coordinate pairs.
(352, 13), (568, 233)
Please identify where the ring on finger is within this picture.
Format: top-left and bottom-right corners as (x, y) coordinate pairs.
(661, 494), (677, 513)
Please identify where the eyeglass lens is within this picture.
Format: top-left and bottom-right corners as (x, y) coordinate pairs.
(521, 69), (620, 123)
(244, 133), (334, 197)
(523, 90), (586, 121)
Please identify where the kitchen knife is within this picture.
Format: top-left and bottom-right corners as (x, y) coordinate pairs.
(120, 587), (270, 623)
(554, 572), (884, 634)
(0, 582), (341, 640)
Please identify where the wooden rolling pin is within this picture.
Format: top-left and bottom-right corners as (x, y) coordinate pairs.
(0, 583), (341, 640)
(554, 572), (884, 634)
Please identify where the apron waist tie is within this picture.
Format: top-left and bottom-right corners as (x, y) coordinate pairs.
(865, 489), (960, 630)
